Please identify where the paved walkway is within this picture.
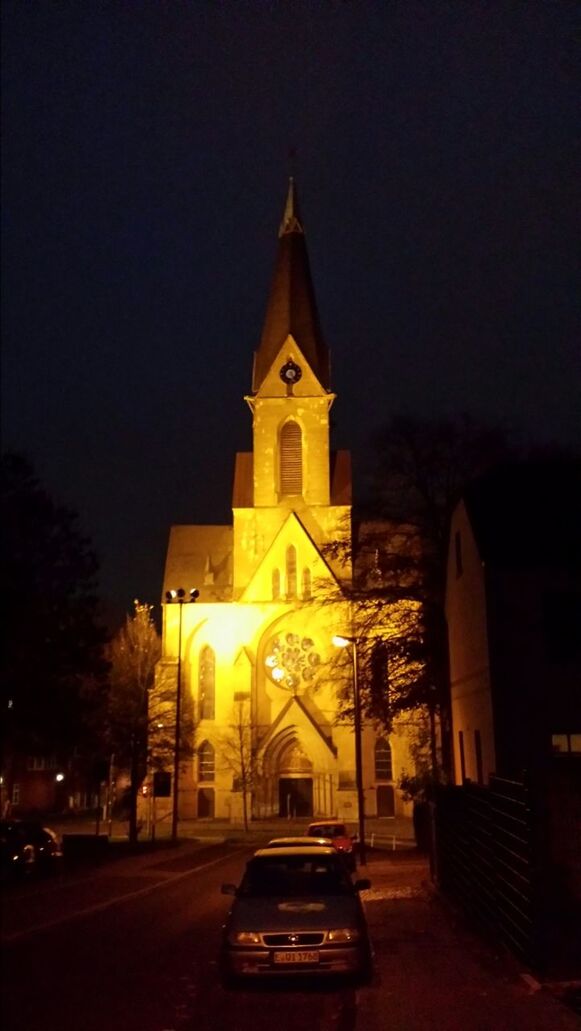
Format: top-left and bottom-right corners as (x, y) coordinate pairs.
(358, 851), (580, 1030)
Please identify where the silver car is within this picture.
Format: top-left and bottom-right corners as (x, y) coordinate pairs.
(220, 846), (372, 984)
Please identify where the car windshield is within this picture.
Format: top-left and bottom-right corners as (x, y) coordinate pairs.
(309, 824), (347, 838)
(239, 855), (354, 898)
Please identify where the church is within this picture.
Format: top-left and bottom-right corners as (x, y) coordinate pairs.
(151, 180), (418, 826)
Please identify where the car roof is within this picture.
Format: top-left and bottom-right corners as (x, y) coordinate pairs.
(265, 836), (333, 846)
(253, 846), (337, 858)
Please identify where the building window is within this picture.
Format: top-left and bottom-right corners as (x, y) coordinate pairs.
(474, 730), (483, 784)
(198, 646), (215, 720)
(302, 567), (311, 599)
(279, 420), (303, 495)
(272, 568), (281, 599)
(198, 741), (215, 782)
(371, 643), (389, 703)
(27, 755), (57, 771)
(458, 731), (466, 782)
(552, 733), (581, 754)
(286, 545), (297, 598)
(375, 738), (393, 781)
(454, 530), (463, 577)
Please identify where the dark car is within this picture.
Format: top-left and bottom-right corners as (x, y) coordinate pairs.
(0, 820), (62, 880)
(220, 846), (372, 984)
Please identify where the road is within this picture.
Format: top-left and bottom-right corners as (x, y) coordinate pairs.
(1, 842), (362, 1031)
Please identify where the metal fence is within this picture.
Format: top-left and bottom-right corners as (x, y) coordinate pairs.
(434, 776), (542, 966)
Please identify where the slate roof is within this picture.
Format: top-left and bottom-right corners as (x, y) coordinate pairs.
(252, 178), (330, 392)
(163, 524), (233, 602)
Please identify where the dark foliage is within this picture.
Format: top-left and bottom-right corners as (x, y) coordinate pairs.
(0, 453), (108, 756)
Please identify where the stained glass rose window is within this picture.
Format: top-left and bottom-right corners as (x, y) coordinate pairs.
(264, 632), (321, 693)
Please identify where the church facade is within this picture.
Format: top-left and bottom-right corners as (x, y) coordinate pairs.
(151, 181), (417, 825)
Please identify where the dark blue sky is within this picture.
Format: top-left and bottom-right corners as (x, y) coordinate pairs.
(2, 2), (578, 622)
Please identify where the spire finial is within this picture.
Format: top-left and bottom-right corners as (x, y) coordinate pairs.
(279, 167), (303, 238)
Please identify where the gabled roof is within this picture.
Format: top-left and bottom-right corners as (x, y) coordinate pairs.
(463, 460), (581, 568)
(259, 694), (337, 758)
(163, 525), (233, 602)
(252, 178), (330, 393)
(239, 509), (342, 602)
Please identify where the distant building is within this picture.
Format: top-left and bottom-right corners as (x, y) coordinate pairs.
(148, 180), (424, 825)
(445, 460), (581, 784)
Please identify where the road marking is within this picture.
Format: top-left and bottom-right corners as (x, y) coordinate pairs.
(3, 848), (247, 943)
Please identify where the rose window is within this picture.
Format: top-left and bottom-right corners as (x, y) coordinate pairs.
(264, 633), (321, 693)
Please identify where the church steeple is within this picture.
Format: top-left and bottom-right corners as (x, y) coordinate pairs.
(252, 178), (330, 393)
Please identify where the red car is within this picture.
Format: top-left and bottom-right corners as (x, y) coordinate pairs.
(306, 820), (356, 871)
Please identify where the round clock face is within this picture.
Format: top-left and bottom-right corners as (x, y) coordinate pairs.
(279, 360), (302, 385)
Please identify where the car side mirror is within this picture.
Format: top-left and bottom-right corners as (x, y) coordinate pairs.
(221, 883), (237, 895)
(354, 878), (371, 891)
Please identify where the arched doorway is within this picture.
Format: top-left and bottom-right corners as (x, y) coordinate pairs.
(278, 741), (313, 817)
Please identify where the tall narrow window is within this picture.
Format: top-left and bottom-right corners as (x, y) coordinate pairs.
(198, 741), (215, 781)
(458, 731), (466, 782)
(371, 642), (390, 705)
(272, 568), (281, 600)
(474, 730), (483, 785)
(198, 645), (215, 720)
(280, 421), (303, 495)
(302, 567), (311, 599)
(375, 738), (393, 780)
(286, 545), (297, 598)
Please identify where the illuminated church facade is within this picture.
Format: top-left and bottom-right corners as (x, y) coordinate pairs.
(153, 181), (417, 824)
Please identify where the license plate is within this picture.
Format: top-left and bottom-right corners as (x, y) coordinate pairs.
(273, 950), (319, 964)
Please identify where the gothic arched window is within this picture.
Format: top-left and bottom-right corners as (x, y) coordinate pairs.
(375, 738), (393, 781)
(302, 567), (311, 599)
(279, 421), (303, 495)
(198, 740), (215, 782)
(198, 645), (215, 720)
(286, 546), (297, 598)
(272, 568), (281, 600)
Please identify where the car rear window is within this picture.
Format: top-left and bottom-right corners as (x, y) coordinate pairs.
(240, 856), (353, 897)
(309, 824), (347, 838)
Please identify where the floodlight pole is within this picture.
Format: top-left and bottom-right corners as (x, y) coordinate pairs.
(166, 587), (198, 844)
(332, 634), (367, 866)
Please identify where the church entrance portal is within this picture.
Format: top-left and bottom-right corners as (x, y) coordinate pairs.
(279, 778), (313, 818)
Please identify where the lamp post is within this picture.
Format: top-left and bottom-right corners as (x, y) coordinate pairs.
(165, 587), (199, 843)
(332, 634), (367, 866)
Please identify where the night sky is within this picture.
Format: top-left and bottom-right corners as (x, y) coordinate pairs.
(2, 2), (578, 624)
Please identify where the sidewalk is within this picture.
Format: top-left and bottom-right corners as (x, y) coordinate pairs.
(358, 851), (580, 1030)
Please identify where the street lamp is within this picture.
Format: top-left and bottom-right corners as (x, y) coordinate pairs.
(332, 634), (367, 866)
(165, 587), (199, 842)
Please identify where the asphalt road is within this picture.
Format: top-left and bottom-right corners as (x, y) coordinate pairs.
(1, 843), (362, 1031)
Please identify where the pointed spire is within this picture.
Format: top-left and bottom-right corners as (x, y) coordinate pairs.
(253, 179), (330, 392)
(279, 177), (304, 237)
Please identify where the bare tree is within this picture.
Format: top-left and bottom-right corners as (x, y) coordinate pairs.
(218, 694), (259, 832)
(106, 601), (160, 842)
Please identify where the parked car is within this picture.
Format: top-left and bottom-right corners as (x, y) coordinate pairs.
(306, 819), (356, 870)
(264, 836), (334, 850)
(0, 820), (62, 880)
(220, 846), (372, 985)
